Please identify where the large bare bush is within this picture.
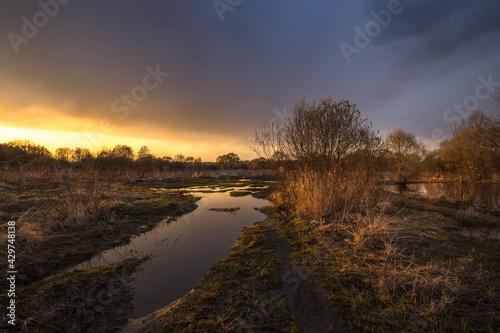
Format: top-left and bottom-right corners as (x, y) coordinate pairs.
(253, 97), (382, 219)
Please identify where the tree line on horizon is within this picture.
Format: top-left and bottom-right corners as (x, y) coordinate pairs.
(0, 139), (271, 176)
(1, 90), (499, 184)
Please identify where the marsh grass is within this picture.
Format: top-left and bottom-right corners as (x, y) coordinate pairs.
(272, 168), (381, 222)
(0, 163), (273, 184)
(0, 258), (145, 332)
(268, 197), (500, 332)
(19, 179), (114, 233)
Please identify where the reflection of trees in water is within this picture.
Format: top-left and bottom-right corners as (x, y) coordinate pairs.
(422, 182), (500, 210)
(395, 183), (408, 193)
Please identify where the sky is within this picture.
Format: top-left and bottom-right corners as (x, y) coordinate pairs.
(1, 0), (499, 161)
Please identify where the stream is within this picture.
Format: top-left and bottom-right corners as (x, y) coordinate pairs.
(72, 185), (271, 318)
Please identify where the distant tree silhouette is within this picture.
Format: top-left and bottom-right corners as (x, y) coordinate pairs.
(55, 147), (71, 162)
(112, 145), (134, 159)
(0, 143), (24, 162)
(216, 152), (241, 169)
(7, 140), (52, 158)
(173, 154), (185, 162)
(71, 147), (92, 163)
(385, 129), (425, 184)
(137, 146), (153, 159)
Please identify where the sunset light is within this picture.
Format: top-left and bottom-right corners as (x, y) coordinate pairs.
(1, 1), (499, 332)
(0, 126), (252, 161)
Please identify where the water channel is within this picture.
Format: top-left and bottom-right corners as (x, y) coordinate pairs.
(73, 185), (270, 318)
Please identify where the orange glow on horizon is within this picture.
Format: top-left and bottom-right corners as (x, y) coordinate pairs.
(0, 126), (255, 161)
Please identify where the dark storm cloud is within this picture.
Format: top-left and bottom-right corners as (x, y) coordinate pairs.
(334, 0), (500, 142)
(0, 0), (349, 139)
(1, 0), (499, 154)
(369, 0), (500, 59)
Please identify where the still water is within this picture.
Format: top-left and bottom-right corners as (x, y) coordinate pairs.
(73, 187), (270, 318)
(387, 182), (500, 211)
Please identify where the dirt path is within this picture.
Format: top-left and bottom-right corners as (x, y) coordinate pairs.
(119, 214), (343, 333)
(261, 215), (343, 333)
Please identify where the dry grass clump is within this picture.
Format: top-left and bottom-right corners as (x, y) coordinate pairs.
(18, 179), (116, 233)
(347, 215), (394, 253)
(273, 169), (381, 221)
(16, 221), (44, 252)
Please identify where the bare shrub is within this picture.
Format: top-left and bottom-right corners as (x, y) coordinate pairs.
(253, 97), (382, 220)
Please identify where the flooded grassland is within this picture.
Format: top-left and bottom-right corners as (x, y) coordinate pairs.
(1, 177), (499, 332)
(0, 176), (274, 331)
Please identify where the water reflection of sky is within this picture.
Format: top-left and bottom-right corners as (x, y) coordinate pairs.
(73, 188), (270, 318)
(386, 183), (500, 211)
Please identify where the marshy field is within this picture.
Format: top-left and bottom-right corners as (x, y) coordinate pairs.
(1, 97), (500, 332)
(3, 2), (500, 332)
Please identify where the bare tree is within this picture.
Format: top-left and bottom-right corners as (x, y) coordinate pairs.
(55, 147), (71, 162)
(454, 110), (500, 152)
(137, 146), (152, 159)
(253, 97), (380, 171)
(173, 154), (185, 163)
(111, 145), (134, 159)
(446, 110), (500, 180)
(253, 97), (381, 219)
(384, 129), (425, 183)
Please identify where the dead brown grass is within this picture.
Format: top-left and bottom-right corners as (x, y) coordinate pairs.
(272, 169), (381, 221)
(272, 196), (500, 332)
(18, 179), (115, 233)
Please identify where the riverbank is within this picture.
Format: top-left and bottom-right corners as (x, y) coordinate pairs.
(121, 215), (343, 333)
(2, 258), (146, 332)
(0, 179), (199, 287)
